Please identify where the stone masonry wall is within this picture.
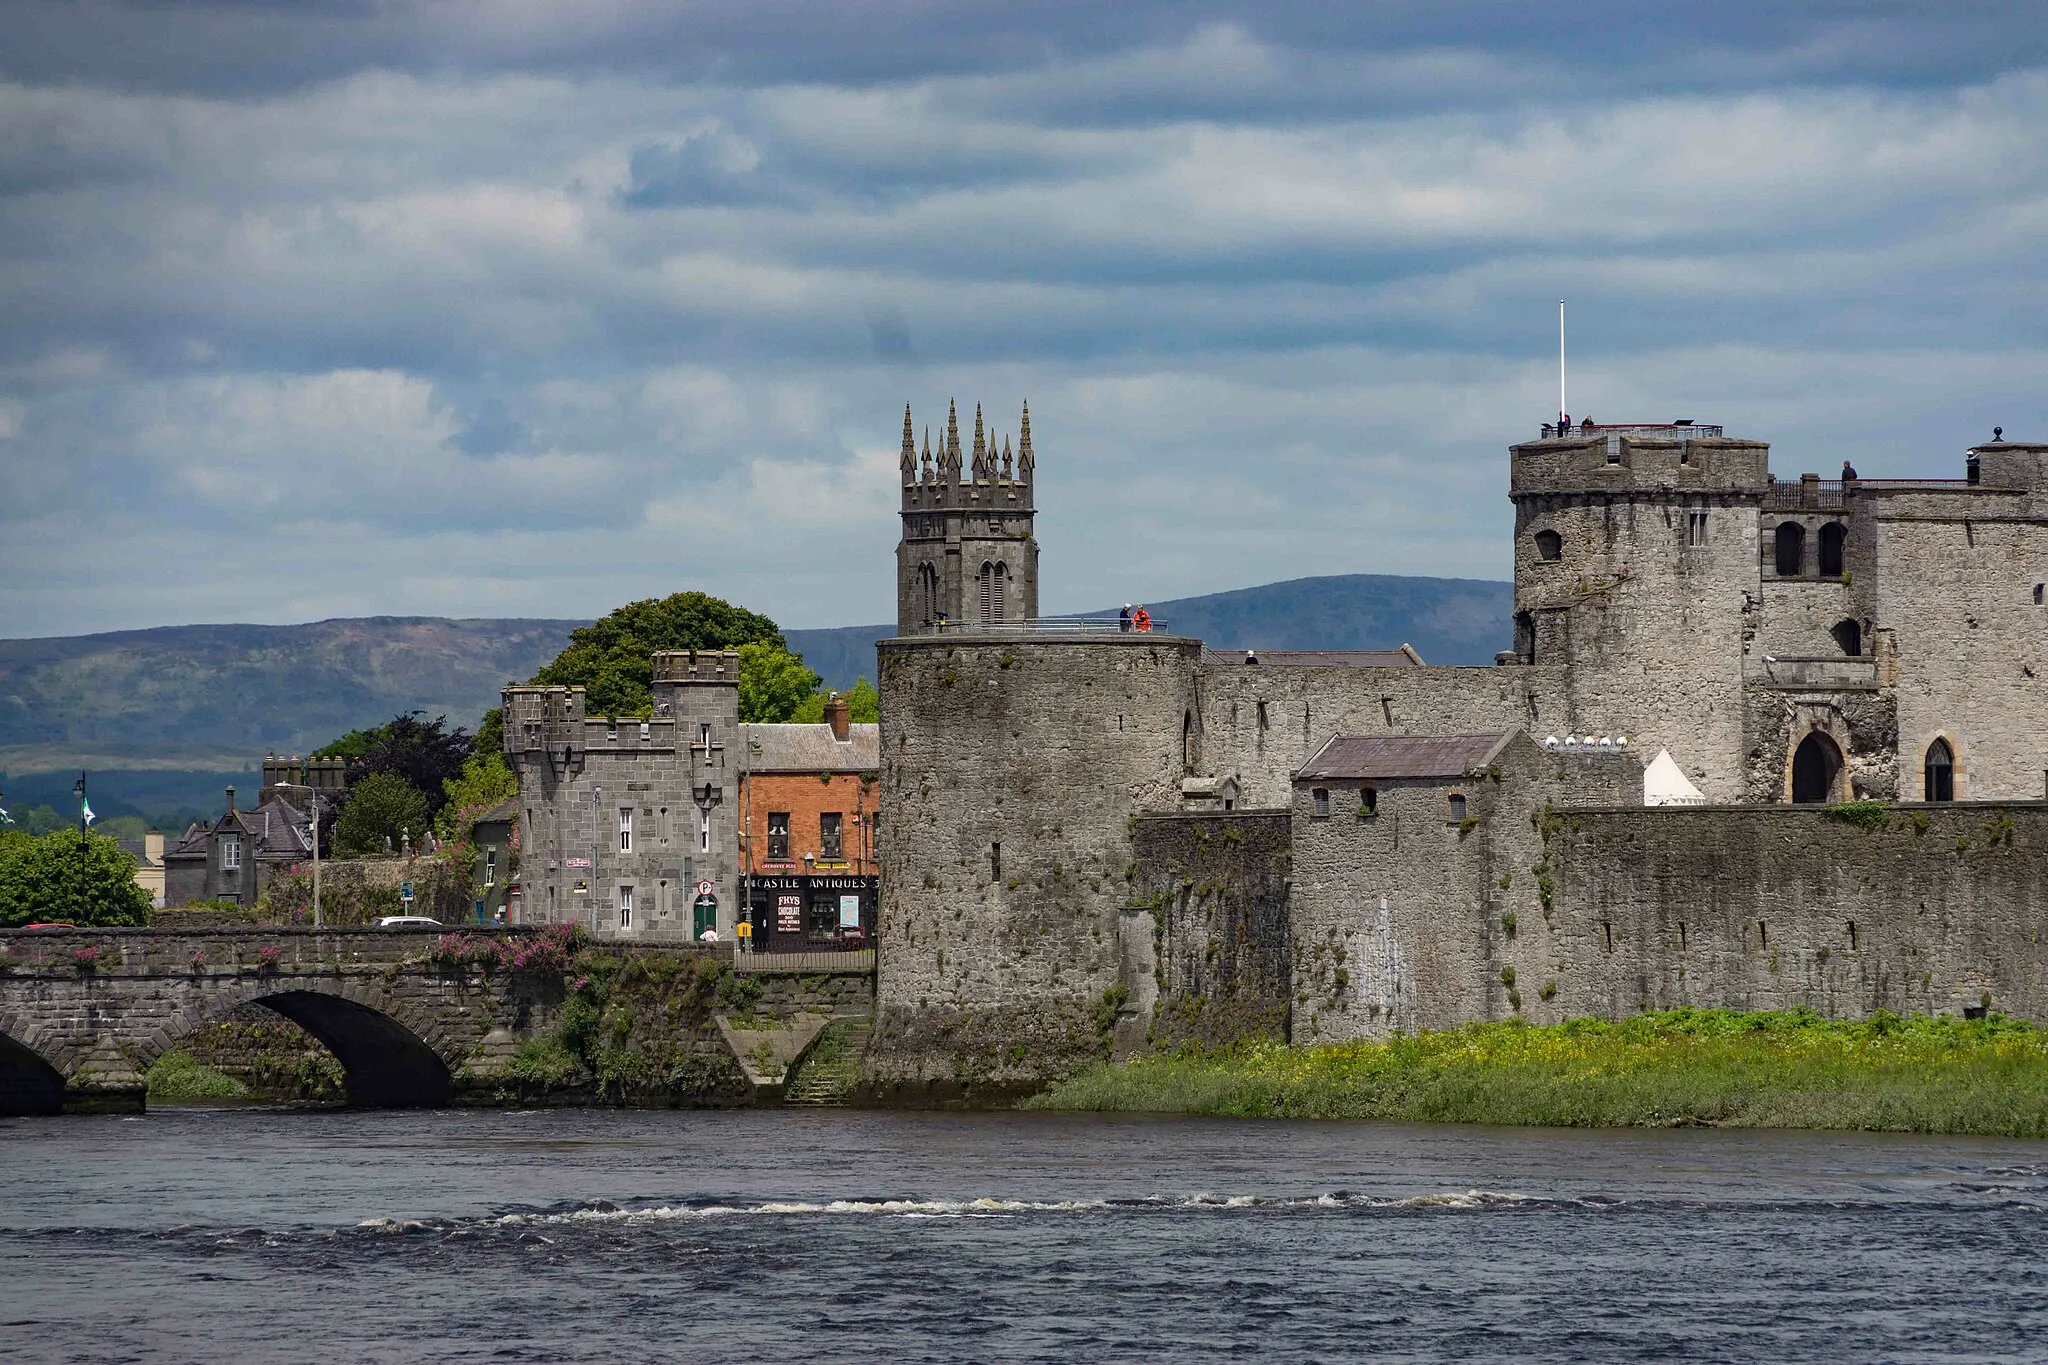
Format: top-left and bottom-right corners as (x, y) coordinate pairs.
(869, 633), (1200, 1101)
(1543, 802), (2048, 1021)
(1198, 663), (1565, 809)
(1127, 811), (1292, 1052)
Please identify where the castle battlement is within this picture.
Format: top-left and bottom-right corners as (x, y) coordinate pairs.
(1510, 424), (1770, 497)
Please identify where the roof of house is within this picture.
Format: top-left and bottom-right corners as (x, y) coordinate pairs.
(165, 795), (313, 862)
(1202, 645), (1424, 669)
(1296, 732), (1514, 782)
(471, 795), (520, 827)
(741, 722), (880, 774)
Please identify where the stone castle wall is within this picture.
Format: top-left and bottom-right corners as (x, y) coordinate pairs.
(869, 633), (1199, 1101)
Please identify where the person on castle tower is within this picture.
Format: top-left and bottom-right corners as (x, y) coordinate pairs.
(1119, 604), (1132, 633)
(1131, 605), (1152, 632)
(1842, 459), (1859, 481)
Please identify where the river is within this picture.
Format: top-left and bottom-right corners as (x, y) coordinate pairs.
(1, 1107), (2044, 1362)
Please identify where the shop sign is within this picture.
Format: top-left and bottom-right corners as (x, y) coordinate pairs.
(839, 895), (862, 928)
(776, 895), (803, 933)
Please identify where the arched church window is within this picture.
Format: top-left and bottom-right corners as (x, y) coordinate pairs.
(1774, 522), (1806, 577)
(1533, 529), (1562, 562)
(1924, 739), (1954, 802)
(977, 562), (1007, 623)
(1830, 619), (1862, 657)
(1791, 731), (1842, 804)
(917, 563), (940, 628)
(1818, 521), (1846, 577)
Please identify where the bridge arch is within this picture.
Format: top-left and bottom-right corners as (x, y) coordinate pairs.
(0, 1028), (67, 1115)
(147, 979), (458, 1109)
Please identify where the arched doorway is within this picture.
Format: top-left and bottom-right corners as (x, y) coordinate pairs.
(1923, 738), (1955, 802)
(1791, 732), (1842, 804)
(1818, 521), (1846, 576)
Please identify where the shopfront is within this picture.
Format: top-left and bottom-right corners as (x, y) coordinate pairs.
(742, 873), (877, 952)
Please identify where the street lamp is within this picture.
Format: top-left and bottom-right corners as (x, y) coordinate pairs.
(72, 773), (88, 923)
(275, 783), (324, 928)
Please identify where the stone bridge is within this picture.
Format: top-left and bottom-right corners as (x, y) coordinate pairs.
(0, 926), (564, 1115)
(0, 927), (880, 1115)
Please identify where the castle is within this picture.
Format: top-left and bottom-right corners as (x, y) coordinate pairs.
(869, 409), (2048, 1099)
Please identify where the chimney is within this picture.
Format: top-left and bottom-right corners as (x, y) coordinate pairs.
(225, 785), (237, 813)
(825, 692), (851, 741)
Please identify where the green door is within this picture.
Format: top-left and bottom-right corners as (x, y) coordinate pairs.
(692, 894), (717, 939)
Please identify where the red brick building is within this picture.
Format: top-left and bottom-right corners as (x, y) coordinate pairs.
(739, 695), (880, 951)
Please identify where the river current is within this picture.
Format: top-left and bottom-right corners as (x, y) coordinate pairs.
(2, 1107), (2045, 1362)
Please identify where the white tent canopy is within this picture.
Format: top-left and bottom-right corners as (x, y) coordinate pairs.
(1643, 748), (1707, 806)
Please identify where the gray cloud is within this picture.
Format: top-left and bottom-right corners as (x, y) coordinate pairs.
(2, 6), (2047, 639)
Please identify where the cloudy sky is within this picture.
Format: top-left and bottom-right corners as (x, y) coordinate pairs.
(4, 2), (2046, 638)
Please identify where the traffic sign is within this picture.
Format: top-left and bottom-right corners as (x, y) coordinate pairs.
(400, 881), (415, 903)
(695, 879), (715, 898)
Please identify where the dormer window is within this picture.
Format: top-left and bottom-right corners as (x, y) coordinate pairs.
(220, 834), (242, 871)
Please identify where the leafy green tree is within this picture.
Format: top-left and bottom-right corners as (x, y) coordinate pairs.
(790, 676), (882, 725)
(0, 828), (154, 928)
(475, 706), (504, 756)
(315, 712), (472, 820)
(332, 772), (431, 857)
(738, 642), (823, 723)
(434, 752), (519, 841)
(530, 591), (785, 718)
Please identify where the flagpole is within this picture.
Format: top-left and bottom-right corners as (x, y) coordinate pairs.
(1558, 299), (1566, 426)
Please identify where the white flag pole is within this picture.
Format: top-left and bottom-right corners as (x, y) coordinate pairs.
(1558, 299), (1567, 425)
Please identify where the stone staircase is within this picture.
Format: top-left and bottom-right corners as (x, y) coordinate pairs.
(782, 1016), (871, 1106)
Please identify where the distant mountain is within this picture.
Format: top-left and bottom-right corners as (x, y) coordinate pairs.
(0, 617), (582, 775)
(787, 573), (1512, 690)
(0, 576), (1509, 822)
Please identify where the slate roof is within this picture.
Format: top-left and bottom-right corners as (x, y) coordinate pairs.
(1202, 646), (1424, 668)
(165, 796), (313, 861)
(1296, 733), (1514, 782)
(742, 722), (881, 774)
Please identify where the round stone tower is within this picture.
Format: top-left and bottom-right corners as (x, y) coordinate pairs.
(868, 630), (1202, 1102)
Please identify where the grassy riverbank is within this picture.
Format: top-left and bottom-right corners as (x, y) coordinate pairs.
(145, 1050), (250, 1103)
(1025, 1009), (2048, 1136)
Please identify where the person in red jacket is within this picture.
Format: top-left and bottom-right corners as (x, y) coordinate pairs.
(1131, 606), (1152, 632)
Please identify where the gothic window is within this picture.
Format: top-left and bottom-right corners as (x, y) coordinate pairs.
(917, 563), (940, 627)
(1534, 529), (1563, 562)
(1791, 731), (1842, 803)
(1818, 521), (1846, 576)
(1774, 521), (1806, 577)
(618, 806), (633, 852)
(1924, 739), (1955, 802)
(977, 561), (1007, 622)
(618, 885), (633, 930)
(1830, 619), (1862, 657)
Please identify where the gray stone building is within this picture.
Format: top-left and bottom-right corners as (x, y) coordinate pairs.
(163, 785), (313, 909)
(501, 650), (743, 940)
(871, 412), (2048, 1097)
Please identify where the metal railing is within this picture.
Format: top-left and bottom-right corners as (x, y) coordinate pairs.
(1540, 422), (1724, 440)
(733, 948), (875, 974)
(917, 616), (1168, 636)
(1765, 479), (1845, 510)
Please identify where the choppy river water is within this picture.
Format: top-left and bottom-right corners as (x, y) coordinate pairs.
(2, 1107), (2046, 1362)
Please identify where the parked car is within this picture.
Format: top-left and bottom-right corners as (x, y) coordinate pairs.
(23, 922), (79, 930)
(375, 915), (443, 928)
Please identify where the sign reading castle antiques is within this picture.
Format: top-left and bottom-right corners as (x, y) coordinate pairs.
(745, 873), (877, 950)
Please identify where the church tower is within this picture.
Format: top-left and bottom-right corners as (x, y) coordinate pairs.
(895, 400), (1040, 633)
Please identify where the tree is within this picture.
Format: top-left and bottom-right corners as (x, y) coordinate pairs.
(332, 772), (431, 857)
(0, 828), (154, 928)
(434, 752), (519, 842)
(316, 712), (473, 820)
(738, 642), (822, 723)
(791, 675), (881, 725)
(530, 591), (786, 718)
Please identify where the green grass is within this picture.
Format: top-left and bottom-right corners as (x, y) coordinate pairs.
(146, 1049), (250, 1103)
(1024, 1009), (2048, 1137)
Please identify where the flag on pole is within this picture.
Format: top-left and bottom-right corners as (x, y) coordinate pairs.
(81, 796), (96, 826)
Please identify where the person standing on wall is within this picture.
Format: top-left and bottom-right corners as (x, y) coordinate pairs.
(1119, 604), (1132, 633)
(1131, 605), (1151, 633)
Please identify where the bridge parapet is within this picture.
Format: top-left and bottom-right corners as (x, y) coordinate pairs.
(0, 925), (537, 976)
